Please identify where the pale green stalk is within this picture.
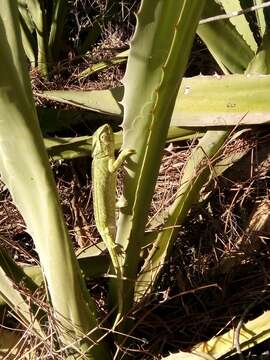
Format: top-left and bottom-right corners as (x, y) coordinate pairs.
(0, 245), (40, 316)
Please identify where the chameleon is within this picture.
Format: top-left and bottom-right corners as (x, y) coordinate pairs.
(91, 124), (135, 327)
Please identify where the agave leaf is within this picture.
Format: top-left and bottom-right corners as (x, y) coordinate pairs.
(208, 129), (250, 177)
(135, 130), (228, 301)
(23, 252), (110, 285)
(198, 0), (255, 73)
(0, 244), (40, 308)
(145, 129), (249, 232)
(218, 0), (257, 52)
(0, 245), (38, 292)
(17, 0), (36, 64)
(19, 15), (36, 65)
(0, 268), (43, 336)
(246, 32), (270, 74)
(115, 0), (206, 321)
(45, 134), (94, 159)
(171, 74), (270, 126)
(39, 87), (124, 114)
(37, 107), (117, 135)
(192, 310), (270, 359)
(39, 75), (270, 133)
(48, 0), (68, 60)
(0, 2), (108, 357)
(253, 0), (267, 37)
(79, 49), (129, 78)
(0, 253), (110, 307)
(25, 0), (50, 75)
(139, 130), (247, 301)
(18, 0), (35, 32)
(44, 132), (120, 160)
(44, 127), (200, 160)
(0, 247), (44, 336)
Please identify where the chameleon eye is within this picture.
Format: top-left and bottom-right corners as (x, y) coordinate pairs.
(100, 132), (109, 142)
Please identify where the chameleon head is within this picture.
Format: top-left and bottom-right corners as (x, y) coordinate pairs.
(92, 124), (114, 158)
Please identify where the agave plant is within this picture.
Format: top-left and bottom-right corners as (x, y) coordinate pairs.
(2, 0), (270, 358)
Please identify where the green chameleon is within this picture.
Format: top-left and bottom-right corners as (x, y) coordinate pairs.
(91, 124), (135, 326)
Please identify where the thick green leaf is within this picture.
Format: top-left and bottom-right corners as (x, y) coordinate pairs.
(37, 107), (117, 135)
(218, 0), (257, 52)
(0, 251), (110, 307)
(38, 87), (124, 114)
(0, 244), (40, 310)
(45, 127), (200, 160)
(198, 0), (255, 73)
(48, 0), (68, 60)
(17, 0), (37, 64)
(0, 2), (109, 357)
(25, 0), (50, 75)
(171, 74), (270, 126)
(246, 33), (270, 74)
(253, 0), (267, 37)
(39, 75), (270, 132)
(0, 247), (44, 336)
(0, 268), (43, 336)
(116, 0), (206, 322)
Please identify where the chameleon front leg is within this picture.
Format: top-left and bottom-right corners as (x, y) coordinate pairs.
(109, 149), (135, 173)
